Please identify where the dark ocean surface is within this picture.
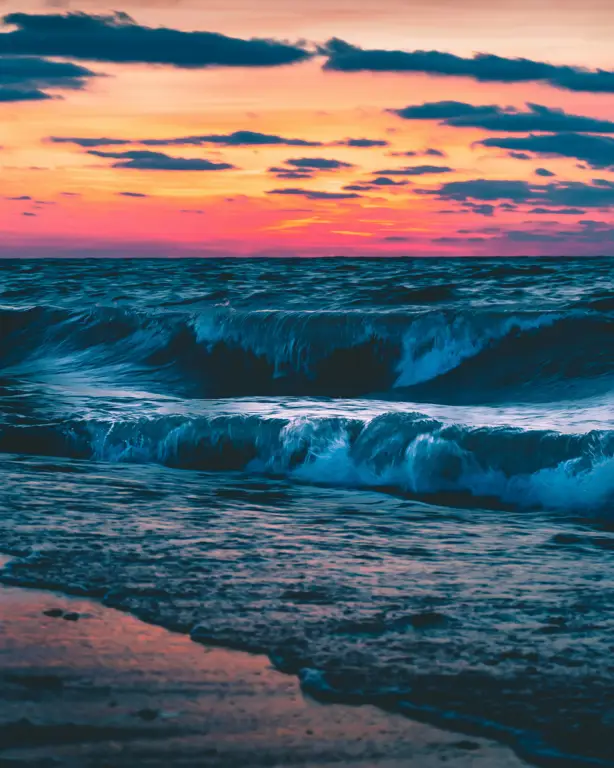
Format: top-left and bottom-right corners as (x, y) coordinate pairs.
(1, 257), (614, 766)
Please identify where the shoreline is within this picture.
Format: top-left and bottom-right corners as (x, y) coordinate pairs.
(0, 581), (528, 767)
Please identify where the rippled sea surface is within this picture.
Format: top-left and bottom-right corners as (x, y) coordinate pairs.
(1, 257), (614, 766)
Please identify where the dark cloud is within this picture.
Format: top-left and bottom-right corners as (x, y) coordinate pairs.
(286, 157), (354, 170)
(1, 11), (311, 68)
(343, 184), (375, 191)
(50, 130), (322, 148)
(433, 236), (487, 244)
(51, 136), (131, 147)
(49, 131), (397, 151)
(480, 133), (614, 170)
(369, 176), (407, 186)
(388, 148), (447, 158)
(504, 231), (563, 243)
(381, 235), (412, 242)
(508, 151), (532, 160)
(268, 167), (315, 180)
(118, 191), (148, 197)
(529, 207), (585, 215)
(425, 177), (614, 209)
(22, 211), (36, 217)
(0, 86), (51, 102)
(142, 130), (321, 147)
(535, 167), (555, 177)
(539, 180), (614, 208)
(427, 179), (538, 202)
(391, 100), (489, 120)
(458, 227), (502, 234)
(180, 209), (205, 214)
(6, 195), (33, 200)
(374, 164), (453, 176)
(321, 39), (614, 94)
(467, 203), (496, 217)
(267, 187), (361, 200)
(334, 138), (389, 148)
(88, 149), (235, 171)
(0, 55), (98, 102)
(390, 101), (614, 133)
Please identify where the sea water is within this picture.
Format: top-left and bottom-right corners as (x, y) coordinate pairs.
(1, 257), (613, 766)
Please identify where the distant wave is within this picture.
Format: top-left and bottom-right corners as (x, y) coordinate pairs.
(2, 411), (613, 512)
(1, 304), (613, 400)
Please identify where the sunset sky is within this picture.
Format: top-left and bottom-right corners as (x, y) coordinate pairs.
(1, 0), (613, 256)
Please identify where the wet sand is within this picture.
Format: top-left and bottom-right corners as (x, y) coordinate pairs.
(0, 583), (529, 767)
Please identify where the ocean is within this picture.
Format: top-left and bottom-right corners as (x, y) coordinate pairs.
(1, 257), (613, 766)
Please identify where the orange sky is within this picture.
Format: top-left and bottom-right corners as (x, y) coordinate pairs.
(1, 0), (613, 256)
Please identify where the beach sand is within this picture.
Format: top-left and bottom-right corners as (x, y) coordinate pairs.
(0, 583), (527, 767)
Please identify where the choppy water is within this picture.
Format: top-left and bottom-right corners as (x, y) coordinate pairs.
(1, 257), (614, 766)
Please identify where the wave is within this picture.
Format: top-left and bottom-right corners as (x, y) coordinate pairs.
(1, 304), (613, 400)
(2, 411), (614, 512)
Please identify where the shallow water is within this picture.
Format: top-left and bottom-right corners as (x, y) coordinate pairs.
(1, 257), (614, 766)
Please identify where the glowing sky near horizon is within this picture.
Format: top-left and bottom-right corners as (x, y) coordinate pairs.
(1, 0), (613, 256)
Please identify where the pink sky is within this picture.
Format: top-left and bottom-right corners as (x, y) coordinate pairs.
(1, 0), (613, 256)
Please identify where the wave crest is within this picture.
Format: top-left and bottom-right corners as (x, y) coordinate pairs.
(2, 411), (613, 512)
(2, 304), (613, 401)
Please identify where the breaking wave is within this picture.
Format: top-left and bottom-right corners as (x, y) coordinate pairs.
(1, 304), (613, 401)
(2, 411), (613, 512)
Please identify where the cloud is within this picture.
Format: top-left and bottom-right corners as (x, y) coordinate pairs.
(267, 157), (354, 179)
(180, 209), (205, 214)
(508, 151), (532, 160)
(428, 179), (540, 202)
(0, 55), (98, 102)
(51, 136), (131, 147)
(88, 149), (235, 171)
(1, 11), (311, 68)
(374, 164), (454, 176)
(535, 168), (555, 177)
(539, 181), (614, 208)
(369, 176), (407, 186)
(467, 203), (496, 216)
(390, 101), (614, 134)
(388, 148), (448, 159)
(391, 101), (489, 120)
(142, 130), (322, 147)
(6, 195), (33, 200)
(479, 133), (614, 169)
(50, 130), (323, 149)
(267, 187), (361, 200)
(321, 39), (614, 94)
(343, 184), (375, 191)
(529, 207), (585, 215)
(268, 166), (315, 179)
(0, 86), (52, 102)
(334, 137), (389, 148)
(424, 148), (446, 157)
(118, 191), (148, 197)
(424, 177), (614, 209)
(285, 157), (354, 170)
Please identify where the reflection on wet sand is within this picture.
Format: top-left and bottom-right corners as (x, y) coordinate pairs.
(0, 584), (525, 767)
